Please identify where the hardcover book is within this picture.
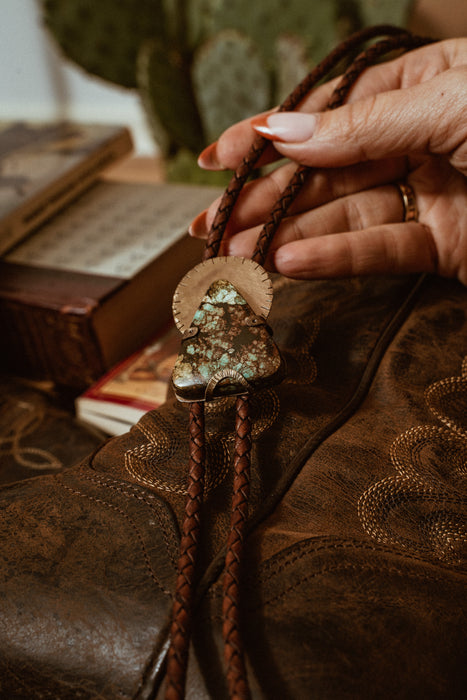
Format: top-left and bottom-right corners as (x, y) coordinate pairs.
(75, 323), (180, 435)
(0, 120), (133, 254)
(0, 180), (221, 390)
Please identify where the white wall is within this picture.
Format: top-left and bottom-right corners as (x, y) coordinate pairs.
(0, 0), (156, 154)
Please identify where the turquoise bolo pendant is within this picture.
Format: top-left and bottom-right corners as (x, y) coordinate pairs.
(171, 257), (285, 402)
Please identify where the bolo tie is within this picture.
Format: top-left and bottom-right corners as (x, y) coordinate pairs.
(163, 25), (434, 700)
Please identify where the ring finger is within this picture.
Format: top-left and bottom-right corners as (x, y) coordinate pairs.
(190, 158), (407, 239)
(224, 184), (407, 258)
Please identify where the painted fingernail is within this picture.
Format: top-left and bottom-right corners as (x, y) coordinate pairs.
(188, 209), (208, 238)
(197, 142), (222, 170)
(251, 112), (318, 142)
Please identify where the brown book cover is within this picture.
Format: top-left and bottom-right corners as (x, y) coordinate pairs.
(0, 180), (221, 390)
(0, 120), (133, 254)
(75, 322), (180, 435)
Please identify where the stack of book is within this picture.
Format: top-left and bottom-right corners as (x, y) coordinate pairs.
(75, 322), (180, 435)
(0, 120), (222, 432)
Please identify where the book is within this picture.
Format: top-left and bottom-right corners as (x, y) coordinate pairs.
(75, 322), (180, 435)
(0, 120), (133, 254)
(0, 180), (222, 390)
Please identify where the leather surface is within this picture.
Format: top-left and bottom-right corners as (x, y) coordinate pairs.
(0, 273), (465, 698)
(0, 375), (103, 485)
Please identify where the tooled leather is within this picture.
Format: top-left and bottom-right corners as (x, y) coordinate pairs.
(0, 467), (179, 699)
(1, 273), (466, 698)
(188, 275), (467, 699)
(197, 538), (466, 698)
(358, 355), (467, 564)
(0, 375), (103, 484)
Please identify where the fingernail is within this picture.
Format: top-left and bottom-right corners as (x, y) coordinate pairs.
(251, 112), (318, 142)
(188, 210), (208, 238)
(197, 142), (222, 170)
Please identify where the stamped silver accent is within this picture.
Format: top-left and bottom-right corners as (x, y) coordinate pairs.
(172, 256), (273, 333)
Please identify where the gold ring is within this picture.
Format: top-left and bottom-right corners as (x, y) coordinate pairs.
(396, 181), (418, 222)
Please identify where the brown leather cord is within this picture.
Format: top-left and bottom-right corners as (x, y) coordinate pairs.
(251, 31), (434, 267)
(166, 401), (205, 700)
(203, 24), (426, 263)
(166, 25), (435, 700)
(223, 394), (252, 700)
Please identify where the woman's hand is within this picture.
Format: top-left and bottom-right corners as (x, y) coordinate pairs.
(190, 39), (467, 284)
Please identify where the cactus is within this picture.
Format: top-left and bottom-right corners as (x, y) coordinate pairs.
(191, 30), (270, 143)
(199, 0), (339, 68)
(358, 0), (413, 27)
(42, 0), (165, 88)
(137, 38), (205, 155)
(275, 34), (313, 104)
(40, 0), (414, 181)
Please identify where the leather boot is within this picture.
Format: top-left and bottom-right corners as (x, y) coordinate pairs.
(0, 273), (465, 699)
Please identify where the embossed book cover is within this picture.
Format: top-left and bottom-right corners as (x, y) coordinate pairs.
(75, 323), (180, 435)
(0, 181), (221, 389)
(0, 120), (133, 254)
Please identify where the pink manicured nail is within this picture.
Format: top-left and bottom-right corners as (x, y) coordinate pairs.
(197, 142), (222, 170)
(188, 209), (208, 238)
(251, 112), (318, 142)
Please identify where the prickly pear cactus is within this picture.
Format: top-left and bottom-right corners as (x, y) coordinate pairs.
(40, 0), (415, 181)
(191, 0), (339, 68)
(192, 30), (271, 143)
(275, 34), (312, 104)
(42, 0), (164, 88)
(137, 38), (205, 155)
(357, 0), (414, 27)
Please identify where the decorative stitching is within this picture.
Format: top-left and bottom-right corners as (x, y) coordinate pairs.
(358, 356), (467, 565)
(78, 468), (180, 568)
(204, 559), (463, 622)
(61, 481), (172, 596)
(255, 560), (461, 611)
(123, 390), (281, 496)
(0, 396), (62, 471)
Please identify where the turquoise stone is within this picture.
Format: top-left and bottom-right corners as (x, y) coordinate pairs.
(172, 279), (285, 402)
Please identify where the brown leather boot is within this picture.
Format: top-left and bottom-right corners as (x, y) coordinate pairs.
(0, 272), (465, 699)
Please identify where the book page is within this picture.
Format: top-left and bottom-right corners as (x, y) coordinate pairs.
(6, 181), (221, 279)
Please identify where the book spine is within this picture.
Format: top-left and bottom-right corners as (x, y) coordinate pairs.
(0, 300), (106, 389)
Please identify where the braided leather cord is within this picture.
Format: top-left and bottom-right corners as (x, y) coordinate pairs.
(166, 401), (205, 700)
(250, 30), (433, 266)
(203, 24), (426, 263)
(165, 25), (435, 700)
(223, 395), (252, 700)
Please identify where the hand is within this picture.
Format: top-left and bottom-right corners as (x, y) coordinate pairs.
(190, 39), (467, 285)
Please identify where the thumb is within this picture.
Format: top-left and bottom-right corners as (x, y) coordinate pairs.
(252, 69), (467, 172)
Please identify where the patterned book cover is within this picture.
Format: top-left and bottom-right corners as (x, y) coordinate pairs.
(0, 120), (133, 254)
(75, 323), (180, 435)
(0, 180), (221, 389)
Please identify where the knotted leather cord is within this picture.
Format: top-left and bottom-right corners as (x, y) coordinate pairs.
(165, 25), (434, 700)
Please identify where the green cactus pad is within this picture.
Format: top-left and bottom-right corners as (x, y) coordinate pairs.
(41, 0), (164, 88)
(166, 149), (233, 185)
(356, 0), (414, 27)
(192, 30), (271, 143)
(275, 34), (312, 103)
(191, 0), (339, 68)
(137, 38), (205, 154)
